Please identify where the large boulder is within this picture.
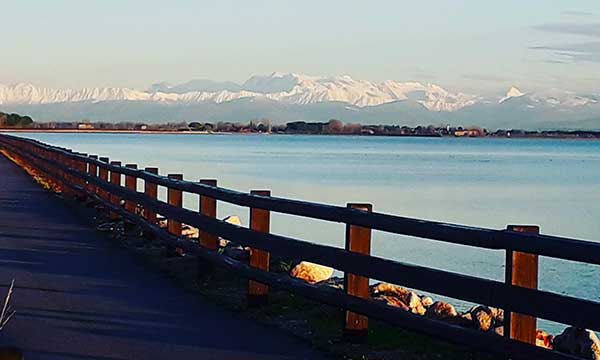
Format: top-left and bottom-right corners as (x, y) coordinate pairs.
(223, 215), (242, 226)
(425, 301), (458, 320)
(370, 283), (411, 299)
(406, 291), (426, 315)
(421, 296), (434, 307)
(554, 327), (600, 360)
(469, 305), (494, 332)
(370, 283), (425, 315)
(181, 224), (198, 238)
(536, 329), (554, 349)
(219, 215), (243, 247)
(290, 261), (333, 284)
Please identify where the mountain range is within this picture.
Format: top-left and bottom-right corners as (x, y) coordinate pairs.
(1, 72), (598, 130)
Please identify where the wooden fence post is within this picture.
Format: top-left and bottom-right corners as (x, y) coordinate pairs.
(62, 150), (75, 197)
(88, 155), (98, 196)
(504, 225), (539, 345)
(124, 164), (138, 213)
(199, 179), (218, 249)
(98, 157), (110, 204)
(75, 153), (88, 200)
(248, 190), (271, 307)
(109, 161), (122, 220)
(344, 203), (373, 342)
(167, 174), (183, 236)
(166, 174), (183, 256)
(197, 179), (218, 275)
(143, 167), (159, 226)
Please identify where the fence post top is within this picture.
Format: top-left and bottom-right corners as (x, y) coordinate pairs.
(99, 157), (109, 162)
(125, 163), (138, 169)
(347, 203), (373, 212)
(110, 161), (121, 166)
(145, 167), (158, 174)
(200, 179), (217, 186)
(507, 225), (539, 233)
(89, 155), (98, 159)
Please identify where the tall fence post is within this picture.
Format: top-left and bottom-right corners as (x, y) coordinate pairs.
(124, 164), (138, 213)
(61, 150), (74, 197)
(87, 155), (98, 197)
(199, 179), (218, 250)
(248, 190), (271, 307)
(197, 179), (217, 275)
(109, 161), (122, 220)
(167, 174), (183, 235)
(75, 153), (88, 200)
(143, 167), (159, 227)
(504, 225), (539, 345)
(98, 157), (110, 205)
(344, 203), (373, 342)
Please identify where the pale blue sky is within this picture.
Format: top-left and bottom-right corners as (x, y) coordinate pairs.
(2, 0), (599, 94)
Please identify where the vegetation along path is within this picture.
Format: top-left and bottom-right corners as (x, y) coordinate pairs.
(0, 154), (323, 359)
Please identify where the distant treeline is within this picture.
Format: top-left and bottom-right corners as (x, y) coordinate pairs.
(0, 112), (34, 128)
(2, 114), (599, 139)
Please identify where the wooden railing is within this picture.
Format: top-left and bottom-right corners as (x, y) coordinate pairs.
(1, 133), (599, 360)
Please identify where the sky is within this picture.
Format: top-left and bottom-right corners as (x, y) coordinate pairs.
(1, 0), (599, 95)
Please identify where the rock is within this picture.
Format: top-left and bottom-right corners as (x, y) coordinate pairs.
(223, 215), (242, 226)
(425, 301), (458, 320)
(319, 276), (344, 290)
(374, 295), (410, 311)
(218, 215), (243, 247)
(536, 329), (554, 349)
(421, 296), (434, 307)
(470, 305), (494, 332)
(554, 327), (600, 360)
(370, 283), (425, 315)
(489, 307), (504, 325)
(290, 261), (333, 284)
(181, 224), (199, 238)
(406, 292), (426, 315)
(370, 283), (411, 299)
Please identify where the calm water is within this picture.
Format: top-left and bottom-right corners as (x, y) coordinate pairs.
(9, 133), (600, 333)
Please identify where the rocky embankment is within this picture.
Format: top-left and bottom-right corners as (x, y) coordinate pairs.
(156, 215), (600, 360)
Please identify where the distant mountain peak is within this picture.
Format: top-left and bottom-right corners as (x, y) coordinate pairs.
(500, 86), (525, 103)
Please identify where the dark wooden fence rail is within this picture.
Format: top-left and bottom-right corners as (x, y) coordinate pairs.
(0, 133), (598, 360)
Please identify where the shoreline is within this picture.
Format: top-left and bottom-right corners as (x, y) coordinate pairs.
(1, 128), (599, 140)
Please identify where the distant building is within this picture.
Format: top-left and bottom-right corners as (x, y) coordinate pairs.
(77, 123), (94, 130)
(454, 129), (482, 137)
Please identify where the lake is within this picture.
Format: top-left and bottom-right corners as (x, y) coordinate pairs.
(8, 132), (600, 334)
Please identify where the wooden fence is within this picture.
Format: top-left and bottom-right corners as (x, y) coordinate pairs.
(1, 133), (599, 360)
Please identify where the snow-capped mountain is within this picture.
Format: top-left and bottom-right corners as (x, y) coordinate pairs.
(1, 73), (598, 129)
(0, 73), (476, 111)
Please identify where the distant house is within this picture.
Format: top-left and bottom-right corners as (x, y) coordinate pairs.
(134, 124), (148, 131)
(454, 129), (482, 137)
(77, 123), (94, 130)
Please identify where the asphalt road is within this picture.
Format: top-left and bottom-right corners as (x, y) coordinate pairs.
(0, 154), (324, 360)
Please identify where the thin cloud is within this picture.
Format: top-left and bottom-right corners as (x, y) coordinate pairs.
(533, 23), (600, 38)
(462, 74), (509, 82)
(561, 11), (595, 17)
(530, 42), (600, 63)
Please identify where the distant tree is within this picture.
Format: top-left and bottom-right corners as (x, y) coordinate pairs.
(0, 112), (34, 128)
(327, 119), (344, 133)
